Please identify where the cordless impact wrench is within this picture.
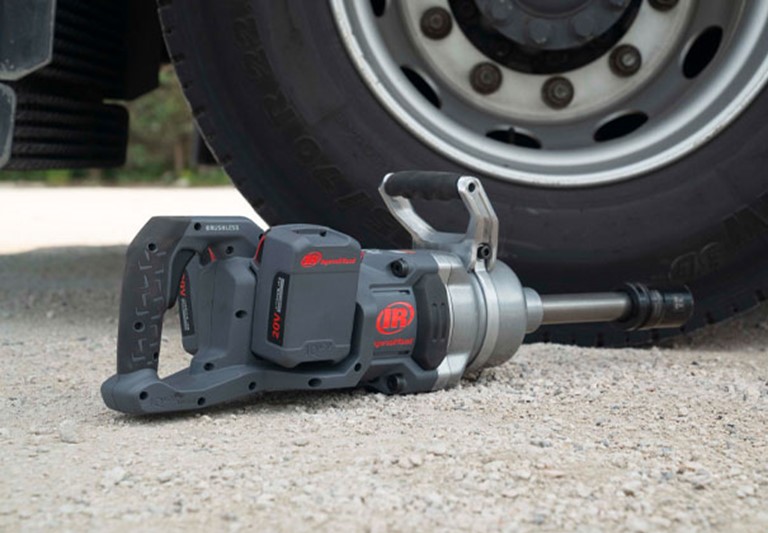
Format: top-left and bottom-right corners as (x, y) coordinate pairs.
(101, 171), (693, 415)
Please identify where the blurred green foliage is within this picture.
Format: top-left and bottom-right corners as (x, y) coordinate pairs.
(1, 66), (229, 186)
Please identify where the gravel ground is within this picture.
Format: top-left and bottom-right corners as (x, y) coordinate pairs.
(1, 190), (767, 531)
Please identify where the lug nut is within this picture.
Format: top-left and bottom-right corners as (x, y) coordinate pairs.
(528, 19), (552, 46)
(609, 45), (642, 77)
(542, 77), (574, 109)
(649, 0), (678, 11)
(486, 0), (514, 23)
(470, 62), (503, 95)
(421, 7), (453, 40)
(572, 13), (596, 40)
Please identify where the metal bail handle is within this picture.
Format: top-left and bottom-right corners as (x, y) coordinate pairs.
(379, 171), (499, 272)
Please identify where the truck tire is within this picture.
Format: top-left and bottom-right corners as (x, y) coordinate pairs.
(158, 0), (768, 346)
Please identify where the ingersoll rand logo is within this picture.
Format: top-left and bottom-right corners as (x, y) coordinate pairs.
(375, 302), (415, 335)
(301, 251), (323, 268)
(300, 251), (357, 268)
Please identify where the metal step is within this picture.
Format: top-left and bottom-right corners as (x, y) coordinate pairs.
(0, 0), (163, 170)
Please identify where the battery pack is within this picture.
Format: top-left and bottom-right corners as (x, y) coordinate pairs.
(251, 224), (361, 368)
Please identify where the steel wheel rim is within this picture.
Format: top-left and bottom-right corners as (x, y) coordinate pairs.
(331, 0), (768, 187)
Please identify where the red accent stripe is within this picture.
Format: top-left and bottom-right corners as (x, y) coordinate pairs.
(254, 234), (266, 262)
(207, 247), (217, 262)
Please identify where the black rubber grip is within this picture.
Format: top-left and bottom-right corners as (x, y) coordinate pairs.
(384, 171), (463, 201)
(116, 216), (262, 374)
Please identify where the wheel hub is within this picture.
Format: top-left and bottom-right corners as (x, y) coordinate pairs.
(331, 0), (768, 187)
(516, 0), (591, 14)
(479, 0), (622, 47)
(465, 0), (641, 73)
